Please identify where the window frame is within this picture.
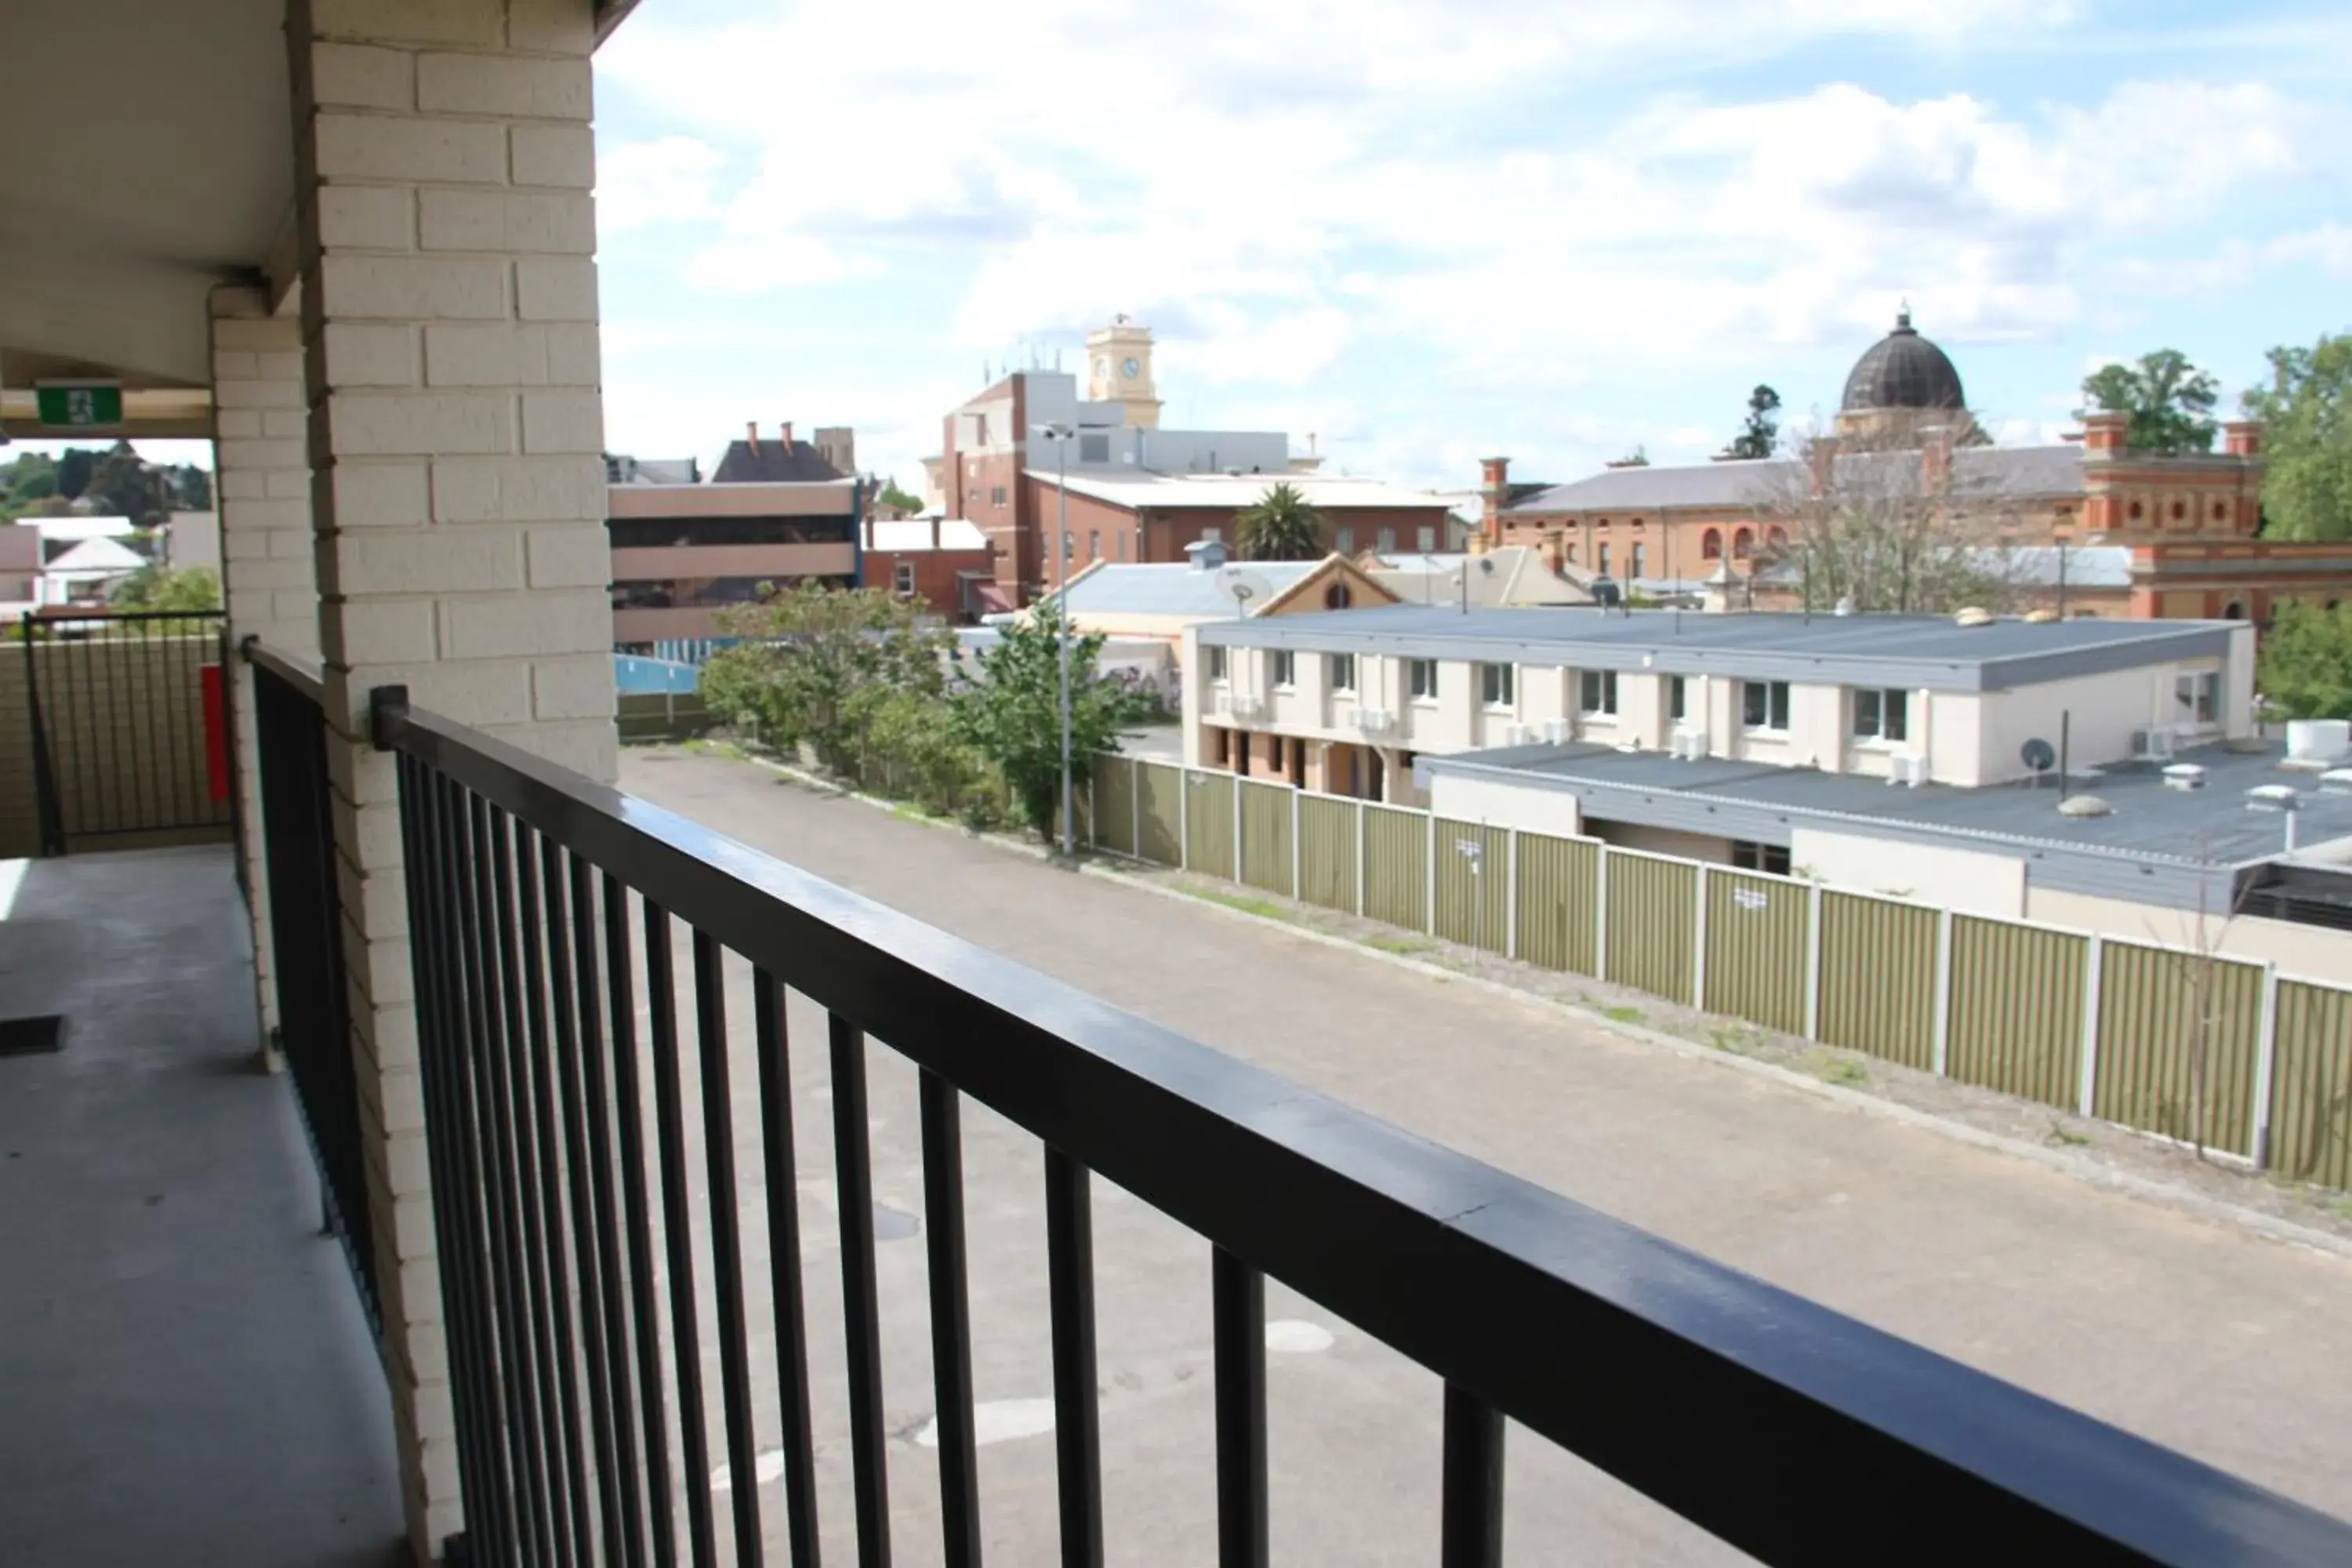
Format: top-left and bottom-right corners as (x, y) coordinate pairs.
(892, 561), (916, 597)
(1668, 674), (1687, 724)
(1851, 686), (1909, 744)
(1407, 658), (1439, 703)
(1328, 652), (1356, 692)
(1479, 662), (1515, 709)
(1578, 667), (1618, 717)
(2175, 670), (2221, 726)
(1742, 678), (1791, 733)
(1206, 644), (1229, 684)
(1270, 649), (1296, 690)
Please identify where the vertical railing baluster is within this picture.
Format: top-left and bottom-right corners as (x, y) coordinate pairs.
(464, 792), (556, 1568)
(518, 827), (601, 1559)
(492, 808), (583, 1567)
(1439, 1385), (1504, 1568)
(753, 971), (821, 1566)
(920, 1069), (982, 1568)
(691, 931), (765, 1563)
(605, 873), (681, 1567)
(830, 1014), (894, 1567)
(645, 902), (720, 1568)
(1211, 1248), (1268, 1568)
(1045, 1148), (1105, 1568)
(570, 855), (652, 1566)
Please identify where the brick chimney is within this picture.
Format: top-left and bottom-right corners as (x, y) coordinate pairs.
(2223, 419), (2262, 457)
(745, 420), (759, 452)
(1479, 456), (1510, 543)
(2082, 411), (2130, 454)
(782, 420), (795, 450)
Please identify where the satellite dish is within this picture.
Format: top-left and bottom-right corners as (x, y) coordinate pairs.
(1216, 565), (1274, 619)
(2020, 738), (2056, 774)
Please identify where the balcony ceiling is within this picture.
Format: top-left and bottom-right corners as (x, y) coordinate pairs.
(0, 2), (293, 395)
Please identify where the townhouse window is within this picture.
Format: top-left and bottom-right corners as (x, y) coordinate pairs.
(1743, 679), (1791, 731)
(1733, 527), (1755, 561)
(893, 561), (915, 597)
(1206, 645), (1228, 682)
(1271, 650), (1296, 688)
(1730, 840), (1792, 875)
(1062, 531), (1073, 564)
(1579, 668), (1617, 717)
(1480, 662), (1515, 707)
(1407, 658), (1439, 702)
(1668, 674), (1687, 723)
(1211, 727), (1229, 764)
(991, 485), (1007, 506)
(1598, 543), (1611, 576)
(1853, 687), (1909, 742)
(1701, 528), (1722, 561)
(1336, 525), (1356, 554)
(1377, 526), (1396, 554)
(1088, 529), (1100, 559)
(1630, 543), (1646, 579)
(1328, 652), (1356, 691)
(2176, 671), (2220, 725)
(1417, 524), (1436, 552)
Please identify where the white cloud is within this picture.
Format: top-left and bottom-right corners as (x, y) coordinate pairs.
(595, 136), (726, 231)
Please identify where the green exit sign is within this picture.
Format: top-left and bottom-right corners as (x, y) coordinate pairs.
(35, 381), (123, 428)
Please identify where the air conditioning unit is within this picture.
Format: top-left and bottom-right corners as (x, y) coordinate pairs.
(1504, 723), (1532, 746)
(2132, 726), (2176, 762)
(1363, 707), (1396, 735)
(1542, 717), (1572, 745)
(1668, 728), (1707, 760)
(1889, 752), (1929, 786)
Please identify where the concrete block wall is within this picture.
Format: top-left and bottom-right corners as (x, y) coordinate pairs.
(285, 0), (615, 1555)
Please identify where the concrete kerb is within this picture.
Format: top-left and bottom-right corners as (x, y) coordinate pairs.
(677, 742), (2352, 1265)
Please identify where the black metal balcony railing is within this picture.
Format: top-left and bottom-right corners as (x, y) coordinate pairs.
(245, 641), (2352, 1567)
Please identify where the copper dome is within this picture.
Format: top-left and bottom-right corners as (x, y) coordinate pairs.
(1840, 308), (1965, 414)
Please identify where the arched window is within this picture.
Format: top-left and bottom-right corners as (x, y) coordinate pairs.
(1701, 528), (1722, 561)
(2223, 601), (2247, 620)
(2171, 499), (2186, 521)
(1323, 583), (1352, 609)
(2128, 499), (2143, 521)
(1733, 527), (1754, 561)
(1766, 525), (1788, 550)
(2212, 501), (2227, 521)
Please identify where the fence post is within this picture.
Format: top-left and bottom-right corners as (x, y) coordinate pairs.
(2077, 934), (2104, 1119)
(1232, 767), (1244, 882)
(1932, 907), (1954, 1076)
(1803, 882), (1824, 1040)
(1692, 863), (1711, 1011)
(1290, 786), (1302, 900)
(1180, 768), (1192, 871)
(1356, 799), (1367, 917)
(1131, 755), (1142, 859)
(1504, 829), (1519, 962)
(2252, 960), (2281, 1168)
(1425, 808), (1438, 936)
(1595, 847), (1611, 982)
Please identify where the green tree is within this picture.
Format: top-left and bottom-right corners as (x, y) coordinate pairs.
(1236, 481), (1324, 560)
(1722, 384), (1781, 459)
(1613, 445), (1650, 466)
(165, 464), (213, 511)
(85, 442), (170, 525)
(2078, 350), (2219, 454)
(699, 581), (947, 770)
(55, 447), (99, 500)
(951, 618), (1145, 844)
(2256, 600), (2352, 720)
(876, 476), (925, 514)
(110, 564), (223, 611)
(2241, 332), (2352, 542)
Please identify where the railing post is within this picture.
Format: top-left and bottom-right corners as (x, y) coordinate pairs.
(1804, 882), (1824, 1040)
(1504, 829), (1519, 961)
(1595, 847), (1611, 982)
(2252, 960), (2281, 1167)
(1693, 863), (1711, 1010)
(1933, 908), (1954, 1076)
(2078, 934), (2104, 1120)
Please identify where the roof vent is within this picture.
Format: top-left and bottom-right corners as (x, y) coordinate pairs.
(2320, 768), (2352, 796)
(2056, 794), (2111, 817)
(1953, 606), (1992, 627)
(2245, 783), (2300, 812)
(2161, 763), (2206, 791)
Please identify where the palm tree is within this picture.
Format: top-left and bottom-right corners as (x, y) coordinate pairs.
(1236, 481), (1325, 560)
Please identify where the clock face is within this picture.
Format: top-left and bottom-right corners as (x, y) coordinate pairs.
(1121, 357), (1142, 379)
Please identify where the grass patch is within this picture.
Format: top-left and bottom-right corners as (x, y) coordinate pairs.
(1707, 1026), (1752, 1054)
(1363, 934), (1432, 956)
(2044, 1118), (2093, 1149)
(891, 802), (941, 824)
(1194, 887), (1294, 923)
(1601, 1004), (1643, 1025)
(1808, 1051), (1867, 1087)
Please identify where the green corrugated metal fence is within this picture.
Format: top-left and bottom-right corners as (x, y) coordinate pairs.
(1361, 804), (1427, 932)
(2270, 979), (2352, 1189)
(1514, 832), (1599, 975)
(1704, 869), (1809, 1036)
(1298, 795), (1359, 913)
(1432, 818), (1508, 953)
(1240, 779), (1294, 896)
(1137, 760), (1182, 866)
(2093, 941), (2263, 1157)
(1947, 916), (2086, 1109)
(1816, 892), (1937, 1070)
(1602, 850), (1695, 1006)
(1094, 755), (1137, 856)
(1184, 769), (1236, 879)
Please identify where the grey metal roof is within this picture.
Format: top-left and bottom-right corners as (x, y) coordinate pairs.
(1421, 739), (2352, 891)
(1052, 560), (1323, 617)
(1195, 604), (2235, 693)
(1504, 445), (2086, 515)
(1752, 544), (2134, 591)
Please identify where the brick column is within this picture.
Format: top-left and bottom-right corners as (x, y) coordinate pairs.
(209, 285), (322, 1054)
(285, 0), (615, 1556)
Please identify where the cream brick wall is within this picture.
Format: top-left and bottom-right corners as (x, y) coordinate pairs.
(285, 0), (614, 1555)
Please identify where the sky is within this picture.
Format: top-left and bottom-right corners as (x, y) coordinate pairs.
(20, 1), (2350, 495)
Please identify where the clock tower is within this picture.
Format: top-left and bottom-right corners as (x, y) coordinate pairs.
(1085, 314), (1161, 429)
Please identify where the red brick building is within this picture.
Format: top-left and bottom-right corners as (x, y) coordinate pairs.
(858, 517), (994, 621)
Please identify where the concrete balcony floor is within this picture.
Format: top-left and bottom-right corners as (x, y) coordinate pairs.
(0, 845), (405, 1568)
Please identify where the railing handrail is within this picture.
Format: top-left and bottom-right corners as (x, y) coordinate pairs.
(241, 637), (327, 704)
(356, 670), (2352, 1565)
